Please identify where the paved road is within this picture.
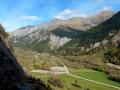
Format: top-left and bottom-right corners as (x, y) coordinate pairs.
(64, 65), (120, 90)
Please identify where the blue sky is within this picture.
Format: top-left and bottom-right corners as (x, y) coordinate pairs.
(0, 0), (120, 32)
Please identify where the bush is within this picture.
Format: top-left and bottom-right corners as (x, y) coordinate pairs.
(48, 76), (65, 88)
(26, 75), (52, 90)
(84, 88), (90, 90)
(71, 80), (82, 88)
(104, 46), (120, 65)
(0, 25), (9, 38)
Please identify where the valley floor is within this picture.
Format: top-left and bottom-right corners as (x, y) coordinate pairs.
(14, 47), (120, 90)
(31, 67), (120, 90)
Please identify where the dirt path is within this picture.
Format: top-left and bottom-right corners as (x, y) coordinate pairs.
(30, 66), (67, 75)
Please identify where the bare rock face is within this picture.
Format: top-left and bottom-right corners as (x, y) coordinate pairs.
(39, 10), (114, 31)
(90, 10), (114, 25)
(49, 34), (71, 49)
(0, 25), (50, 90)
(106, 63), (120, 81)
(112, 31), (120, 44)
(0, 25), (29, 90)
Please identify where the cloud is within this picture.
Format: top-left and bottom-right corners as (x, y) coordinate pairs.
(54, 9), (87, 20)
(20, 16), (41, 21)
(96, 7), (111, 14)
(102, 6), (111, 11)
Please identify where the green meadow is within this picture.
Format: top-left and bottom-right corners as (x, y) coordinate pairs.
(31, 68), (120, 90)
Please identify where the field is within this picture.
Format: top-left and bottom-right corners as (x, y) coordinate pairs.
(31, 68), (120, 90)
(14, 47), (120, 90)
(14, 47), (107, 71)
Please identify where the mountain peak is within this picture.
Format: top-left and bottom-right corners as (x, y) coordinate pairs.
(18, 25), (34, 30)
(11, 10), (115, 40)
(97, 10), (114, 17)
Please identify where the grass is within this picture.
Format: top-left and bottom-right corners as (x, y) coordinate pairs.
(31, 68), (120, 90)
(14, 47), (120, 89)
(69, 68), (120, 88)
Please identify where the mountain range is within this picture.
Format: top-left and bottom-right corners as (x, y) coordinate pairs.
(10, 10), (117, 53)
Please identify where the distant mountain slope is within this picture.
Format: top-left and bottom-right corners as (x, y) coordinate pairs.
(11, 10), (113, 36)
(62, 11), (120, 45)
(55, 11), (120, 55)
(37, 10), (114, 31)
(10, 10), (114, 53)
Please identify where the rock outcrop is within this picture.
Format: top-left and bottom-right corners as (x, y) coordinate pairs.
(0, 25), (50, 90)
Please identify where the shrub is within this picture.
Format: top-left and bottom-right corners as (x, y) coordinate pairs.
(25, 75), (52, 90)
(104, 46), (120, 65)
(48, 76), (65, 88)
(0, 25), (9, 38)
(71, 80), (82, 88)
(84, 88), (90, 90)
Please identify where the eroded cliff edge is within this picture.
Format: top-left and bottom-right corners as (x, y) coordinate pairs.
(0, 25), (51, 90)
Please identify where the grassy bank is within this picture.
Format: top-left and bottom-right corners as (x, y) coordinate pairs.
(31, 68), (120, 90)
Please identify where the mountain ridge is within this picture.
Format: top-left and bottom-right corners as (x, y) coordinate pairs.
(11, 10), (114, 38)
(10, 10), (115, 52)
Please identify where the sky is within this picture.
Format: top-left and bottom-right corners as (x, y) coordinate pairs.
(0, 0), (120, 32)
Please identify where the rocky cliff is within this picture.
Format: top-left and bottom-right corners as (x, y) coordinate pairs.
(0, 25), (50, 90)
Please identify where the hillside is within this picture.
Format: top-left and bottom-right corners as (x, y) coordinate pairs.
(0, 25), (51, 90)
(11, 10), (114, 53)
(55, 11), (120, 55)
